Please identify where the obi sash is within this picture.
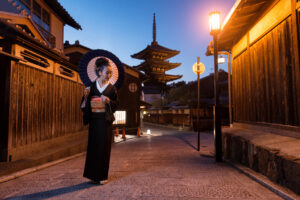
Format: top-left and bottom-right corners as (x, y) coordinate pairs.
(90, 96), (105, 113)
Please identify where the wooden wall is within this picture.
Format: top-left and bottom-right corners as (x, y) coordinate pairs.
(232, 16), (299, 126)
(8, 62), (86, 150)
(117, 72), (141, 129)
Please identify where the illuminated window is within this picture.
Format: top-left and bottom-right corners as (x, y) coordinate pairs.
(113, 111), (126, 124)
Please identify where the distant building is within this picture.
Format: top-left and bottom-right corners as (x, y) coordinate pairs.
(0, 0), (83, 162)
(64, 40), (91, 66)
(131, 13), (182, 104)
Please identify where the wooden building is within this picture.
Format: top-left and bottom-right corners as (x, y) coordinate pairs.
(218, 0), (300, 130)
(131, 13), (182, 104)
(64, 41), (148, 135)
(215, 0), (300, 194)
(0, 0), (84, 162)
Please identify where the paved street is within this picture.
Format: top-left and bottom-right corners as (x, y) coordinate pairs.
(0, 124), (282, 200)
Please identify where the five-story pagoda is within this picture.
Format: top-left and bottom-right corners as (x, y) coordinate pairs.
(131, 13), (182, 104)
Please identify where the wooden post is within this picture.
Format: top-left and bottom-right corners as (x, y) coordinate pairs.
(291, 0), (300, 126)
(227, 52), (233, 127)
(197, 57), (200, 151)
(213, 34), (222, 162)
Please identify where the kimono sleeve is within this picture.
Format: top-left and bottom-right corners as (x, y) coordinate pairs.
(81, 95), (91, 125)
(109, 87), (118, 113)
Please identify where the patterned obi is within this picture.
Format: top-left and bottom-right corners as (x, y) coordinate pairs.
(90, 96), (105, 113)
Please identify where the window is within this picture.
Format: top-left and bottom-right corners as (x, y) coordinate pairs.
(32, 0), (42, 25)
(21, 0), (50, 32)
(113, 111), (126, 124)
(128, 82), (137, 93)
(14, 0), (55, 47)
(42, 9), (50, 32)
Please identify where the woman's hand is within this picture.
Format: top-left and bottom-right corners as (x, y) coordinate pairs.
(101, 95), (110, 103)
(81, 87), (90, 108)
(84, 87), (90, 98)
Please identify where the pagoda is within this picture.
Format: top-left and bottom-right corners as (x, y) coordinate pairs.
(131, 13), (182, 102)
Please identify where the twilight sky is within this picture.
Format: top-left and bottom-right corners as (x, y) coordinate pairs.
(59, 0), (236, 83)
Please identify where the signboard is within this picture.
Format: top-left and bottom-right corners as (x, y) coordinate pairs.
(192, 62), (205, 75)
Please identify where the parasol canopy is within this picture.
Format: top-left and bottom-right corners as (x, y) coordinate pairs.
(78, 49), (125, 89)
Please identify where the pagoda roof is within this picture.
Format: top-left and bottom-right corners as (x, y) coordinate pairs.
(131, 42), (180, 60)
(150, 73), (182, 83)
(133, 60), (181, 71)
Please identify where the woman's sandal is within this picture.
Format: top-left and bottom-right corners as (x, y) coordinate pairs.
(100, 180), (108, 185)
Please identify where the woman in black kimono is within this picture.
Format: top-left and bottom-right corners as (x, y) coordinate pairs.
(81, 58), (118, 185)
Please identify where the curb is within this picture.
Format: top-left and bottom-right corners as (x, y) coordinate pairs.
(0, 135), (141, 184)
(0, 152), (85, 184)
(226, 160), (299, 200)
(142, 122), (192, 131)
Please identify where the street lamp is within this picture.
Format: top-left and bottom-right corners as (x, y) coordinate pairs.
(192, 57), (205, 151)
(209, 11), (222, 162)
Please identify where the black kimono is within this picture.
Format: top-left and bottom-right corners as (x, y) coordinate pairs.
(81, 82), (118, 182)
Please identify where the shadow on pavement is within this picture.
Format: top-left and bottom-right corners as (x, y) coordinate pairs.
(175, 134), (198, 151)
(4, 182), (97, 200)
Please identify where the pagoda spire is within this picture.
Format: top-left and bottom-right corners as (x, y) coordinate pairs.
(152, 13), (157, 45)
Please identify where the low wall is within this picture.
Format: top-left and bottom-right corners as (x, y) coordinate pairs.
(222, 126), (300, 195)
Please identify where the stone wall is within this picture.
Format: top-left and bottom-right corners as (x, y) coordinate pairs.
(222, 128), (300, 195)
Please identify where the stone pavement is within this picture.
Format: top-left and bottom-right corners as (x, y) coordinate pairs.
(0, 124), (285, 199)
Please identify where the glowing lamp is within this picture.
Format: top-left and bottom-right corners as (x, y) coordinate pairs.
(218, 56), (225, 64)
(147, 129), (151, 135)
(192, 62), (205, 75)
(209, 11), (221, 35)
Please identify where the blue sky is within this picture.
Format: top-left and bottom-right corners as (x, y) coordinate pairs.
(59, 0), (236, 83)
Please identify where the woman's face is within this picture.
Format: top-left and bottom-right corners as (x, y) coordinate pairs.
(99, 65), (112, 82)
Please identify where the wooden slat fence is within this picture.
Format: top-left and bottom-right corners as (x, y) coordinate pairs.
(232, 16), (299, 126)
(9, 62), (86, 150)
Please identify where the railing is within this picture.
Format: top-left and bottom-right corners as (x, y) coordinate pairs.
(35, 23), (56, 48)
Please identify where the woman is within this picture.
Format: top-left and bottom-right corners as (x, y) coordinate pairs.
(81, 58), (118, 185)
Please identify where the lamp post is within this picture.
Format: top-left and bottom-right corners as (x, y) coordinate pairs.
(209, 11), (222, 162)
(192, 57), (205, 151)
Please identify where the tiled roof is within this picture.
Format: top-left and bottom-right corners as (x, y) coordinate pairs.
(43, 0), (81, 30)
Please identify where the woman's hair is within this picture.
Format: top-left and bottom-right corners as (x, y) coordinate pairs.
(95, 58), (109, 76)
